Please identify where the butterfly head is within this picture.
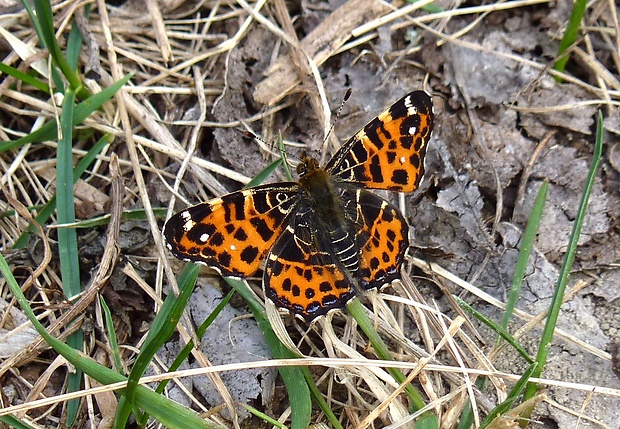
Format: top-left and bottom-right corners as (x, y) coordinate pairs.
(296, 153), (320, 178)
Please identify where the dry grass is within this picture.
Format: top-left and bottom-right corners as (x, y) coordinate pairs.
(0, 0), (619, 428)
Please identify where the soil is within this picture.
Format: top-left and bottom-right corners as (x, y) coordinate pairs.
(0, 0), (619, 427)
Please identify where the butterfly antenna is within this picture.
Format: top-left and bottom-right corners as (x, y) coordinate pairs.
(244, 130), (296, 181)
(322, 88), (352, 146)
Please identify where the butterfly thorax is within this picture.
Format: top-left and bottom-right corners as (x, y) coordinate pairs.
(297, 155), (344, 228)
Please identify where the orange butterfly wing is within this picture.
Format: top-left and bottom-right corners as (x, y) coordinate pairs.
(163, 184), (299, 277)
(264, 209), (356, 321)
(352, 190), (409, 290)
(263, 188), (409, 321)
(326, 91), (433, 192)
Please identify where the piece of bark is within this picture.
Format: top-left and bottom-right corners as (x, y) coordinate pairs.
(253, 0), (391, 106)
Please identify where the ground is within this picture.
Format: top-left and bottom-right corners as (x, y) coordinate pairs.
(0, 0), (619, 427)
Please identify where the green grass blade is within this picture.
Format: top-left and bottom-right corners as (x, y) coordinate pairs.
(245, 158), (283, 188)
(481, 362), (538, 428)
(299, 364), (343, 429)
(154, 289), (235, 395)
(56, 86), (84, 425)
(264, 340), (313, 429)
(0, 253), (212, 429)
(65, 5), (91, 71)
(455, 296), (534, 364)
(118, 263), (199, 427)
(501, 181), (548, 331)
(224, 277), (313, 429)
(0, 61), (50, 93)
(347, 298), (438, 428)
(240, 402), (288, 427)
(32, 0), (90, 98)
(21, 0), (63, 93)
(278, 135), (294, 181)
(522, 111), (604, 407)
(100, 296), (124, 374)
(0, 414), (37, 428)
(0, 73), (132, 153)
(460, 181), (547, 428)
(12, 135), (112, 249)
(56, 88), (80, 298)
(30, 207), (169, 231)
(553, 0), (588, 77)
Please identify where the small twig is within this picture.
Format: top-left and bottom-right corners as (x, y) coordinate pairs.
(513, 131), (555, 223)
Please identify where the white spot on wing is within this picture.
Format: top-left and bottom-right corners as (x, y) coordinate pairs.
(404, 96), (419, 114)
(181, 211), (195, 231)
(230, 244), (236, 251)
(199, 233), (209, 243)
(408, 126), (417, 135)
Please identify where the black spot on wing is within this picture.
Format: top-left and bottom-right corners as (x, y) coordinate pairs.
(234, 228), (248, 241)
(240, 246), (259, 264)
(218, 251), (232, 267)
(391, 169), (409, 186)
(187, 222), (216, 244)
(250, 217), (273, 241)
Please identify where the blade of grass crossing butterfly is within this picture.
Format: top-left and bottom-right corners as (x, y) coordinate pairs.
(244, 157), (284, 189)
(278, 134), (295, 181)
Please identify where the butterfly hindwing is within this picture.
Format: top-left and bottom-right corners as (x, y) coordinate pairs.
(264, 208), (356, 321)
(352, 189), (409, 290)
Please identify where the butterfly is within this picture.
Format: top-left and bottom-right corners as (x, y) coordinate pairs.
(163, 91), (434, 322)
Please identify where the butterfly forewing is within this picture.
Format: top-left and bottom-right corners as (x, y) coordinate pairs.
(163, 184), (300, 277)
(326, 91), (433, 192)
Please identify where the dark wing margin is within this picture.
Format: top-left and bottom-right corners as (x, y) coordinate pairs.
(353, 189), (409, 290)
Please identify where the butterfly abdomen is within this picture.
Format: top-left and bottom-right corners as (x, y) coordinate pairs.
(328, 226), (358, 274)
(298, 158), (361, 275)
